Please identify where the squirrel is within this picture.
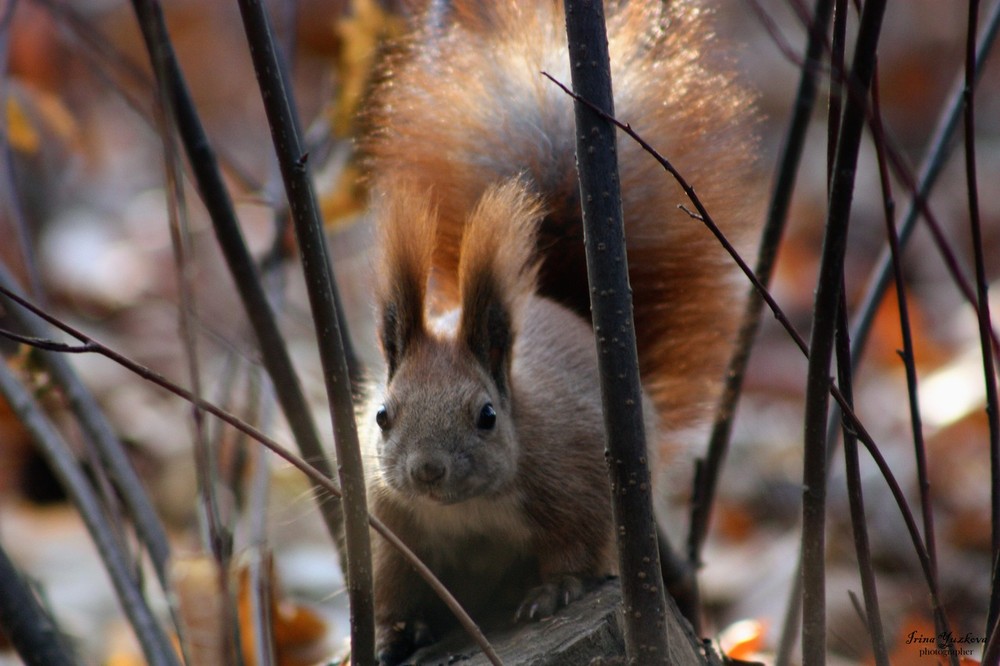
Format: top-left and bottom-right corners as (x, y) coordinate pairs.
(357, 1), (763, 663)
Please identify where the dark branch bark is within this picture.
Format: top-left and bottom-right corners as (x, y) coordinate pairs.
(800, 2), (886, 663)
(691, 0), (835, 572)
(126, 0), (346, 560)
(562, 1), (671, 662)
(835, 294), (889, 665)
(233, 1), (374, 662)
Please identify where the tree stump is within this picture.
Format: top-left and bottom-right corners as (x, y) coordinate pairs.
(405, 579), (723, 665)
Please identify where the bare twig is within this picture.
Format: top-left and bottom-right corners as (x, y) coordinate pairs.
(869, 66), (948, 652)
(770, 0), (1000, 367)
(692, 0), (835, 575)
(835, 295), (889, 665)
(126, 0), (346, 559)
(542, 80), (950, 634)
(800, 2), (887, 661)
(962, 0), (1000, 648)
(822, 3), (886, 663)
(30, 0), (262, 193)
(775, 0), (1000, 367)
(234, 1), (373, 662)
(545, 73), (809, 358)
(745, 0), (823, 72)
(148, 29), (238, 661)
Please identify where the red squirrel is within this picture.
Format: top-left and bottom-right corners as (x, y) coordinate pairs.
(358, 1), (762, 662)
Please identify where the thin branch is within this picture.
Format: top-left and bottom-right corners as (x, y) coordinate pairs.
(127, 0), (346, 558)
(870, 65), (942, 622)
(831, 381), (955, 660)
(800, 2), (887, 661)
(769, 0), (1000, 366)
(247, 369), (278, 666)
(0, 285), (503, 666)
(234, 1), (373, 662)
(745, 0), (822, 72)
(562, 0), (670, 660)
(963, 0), (1000, 645)
(835, 293), (889, 666)
(148, 32), (236, 662)
(691, 0), (835, 572)
(30, 0), (262, 194)
(985, 614), (1000, 666)
(783, 0), (1000, 369)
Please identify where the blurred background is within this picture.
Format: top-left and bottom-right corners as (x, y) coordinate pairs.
(0, 0), (998, 664)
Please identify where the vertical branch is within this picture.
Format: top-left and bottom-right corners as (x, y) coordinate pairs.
(148, 35), (236, 662)
(246, 370), (278, 666)
(869, 65), (942, 616)
(819, 1), (885, 662)
(126, 0), (346, 559)
(867, 68), (936, 665)
(826, 0), (847, 186)
(562, 1), (669, 662)
(233, 2), (374, 664)
(963, 0), (1000, 646)
(800, 2), (887, 664)
(775, 0), (847, 666)
(692, 0), (834, 570)
(0, 540), (79, 666)
(834, 295), (889, 665)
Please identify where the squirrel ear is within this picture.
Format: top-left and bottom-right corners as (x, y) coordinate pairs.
(375, 185), (436, 380)
(458, 179), (542, 399)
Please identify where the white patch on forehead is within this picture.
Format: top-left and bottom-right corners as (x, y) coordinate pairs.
(427, 308), (460, 338)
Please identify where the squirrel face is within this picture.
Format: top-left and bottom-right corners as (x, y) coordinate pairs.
(370, 331), (520, 504)
(369, 180), (543, 508)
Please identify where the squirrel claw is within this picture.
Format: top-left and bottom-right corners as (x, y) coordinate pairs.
(515, 575), (585, 622)
(377, 619), (434, 666)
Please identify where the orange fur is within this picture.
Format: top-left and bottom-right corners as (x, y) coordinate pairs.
(364, 0), (763, 445)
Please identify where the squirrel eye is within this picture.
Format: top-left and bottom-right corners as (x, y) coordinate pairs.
(376, 405), (390, 431)
(476, 402), (496, 430)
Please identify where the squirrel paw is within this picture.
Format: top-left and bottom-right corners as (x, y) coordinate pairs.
(377, 619), (434, 666)
(515, 575), (585, 622)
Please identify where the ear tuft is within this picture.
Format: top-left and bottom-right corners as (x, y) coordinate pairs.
(374, 183), (437, 380)
(458, 178), (543, 398)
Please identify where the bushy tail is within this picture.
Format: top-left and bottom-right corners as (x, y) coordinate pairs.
(363, 0), (763, 443)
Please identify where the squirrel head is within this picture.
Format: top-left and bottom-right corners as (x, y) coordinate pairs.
(370, 179), (542, 504)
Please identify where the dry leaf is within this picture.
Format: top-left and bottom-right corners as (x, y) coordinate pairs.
(719, 618), (768, 662)
(237, 553), (332, 666)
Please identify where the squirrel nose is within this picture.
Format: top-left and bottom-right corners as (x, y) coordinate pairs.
(411, 458), (447, 486)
